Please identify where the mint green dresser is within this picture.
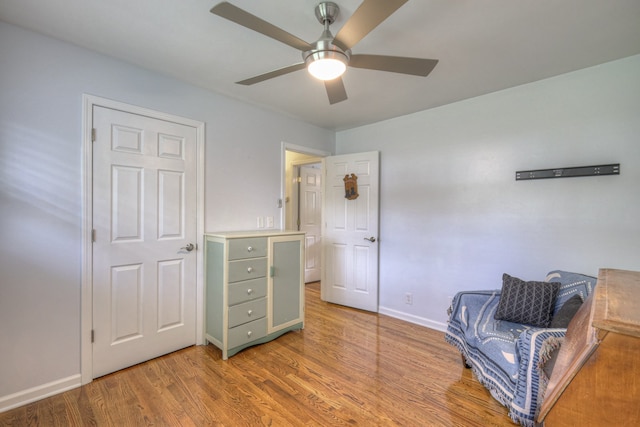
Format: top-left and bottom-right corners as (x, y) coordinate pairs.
(204, 231), (305, 359)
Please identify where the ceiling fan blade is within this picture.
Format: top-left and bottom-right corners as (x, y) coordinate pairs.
(350, 54), (438, 77)
(211, 2), (313, 51)
(236, 63), (307, 85)
(324, 78), (348, 105)
(333, 0), (408, 51)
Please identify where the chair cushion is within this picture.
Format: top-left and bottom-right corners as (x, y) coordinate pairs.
(495, 273), (560, 327)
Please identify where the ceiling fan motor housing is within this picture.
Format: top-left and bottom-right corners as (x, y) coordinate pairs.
(303, 33), (351, 67)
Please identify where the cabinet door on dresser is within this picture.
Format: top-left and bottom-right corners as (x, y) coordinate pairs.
(269, 235), (305, 333)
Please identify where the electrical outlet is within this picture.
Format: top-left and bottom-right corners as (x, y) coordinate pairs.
(404, 292), (413, 305)
(257, 216), (264, 229)
(266, 216), (274, 228)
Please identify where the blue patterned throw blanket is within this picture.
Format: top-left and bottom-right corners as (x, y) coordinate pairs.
(445, 271), (596, 426)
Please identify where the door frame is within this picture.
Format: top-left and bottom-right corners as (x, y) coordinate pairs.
(80, 94), (205, 384)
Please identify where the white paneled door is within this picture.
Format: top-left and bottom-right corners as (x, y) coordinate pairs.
(322, 151), (379, 312)
(300, 165), (322, 283)
(92, 106), (197, 378)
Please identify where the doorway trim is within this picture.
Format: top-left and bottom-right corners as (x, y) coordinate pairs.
(81, 94), (205, 384)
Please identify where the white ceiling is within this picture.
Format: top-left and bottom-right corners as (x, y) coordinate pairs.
(2, 0), (640, 131)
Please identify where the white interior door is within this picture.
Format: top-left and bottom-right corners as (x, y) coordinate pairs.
(92, 106), (197, 378)
(300, 165), (322, 283)
(322, 151), (379, 312)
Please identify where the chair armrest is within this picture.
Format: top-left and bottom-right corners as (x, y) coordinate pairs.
(510, 328), (567, 424)
(448, 290), (500, 317)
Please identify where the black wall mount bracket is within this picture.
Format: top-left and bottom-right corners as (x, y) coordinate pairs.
(515, 164), (620, 181)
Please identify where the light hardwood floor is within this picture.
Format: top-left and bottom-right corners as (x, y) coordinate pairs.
(0, 282), (514, 426)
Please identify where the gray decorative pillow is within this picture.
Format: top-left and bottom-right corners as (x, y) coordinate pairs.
(550, 294), (583, 328)
(494, 273), (560, 327)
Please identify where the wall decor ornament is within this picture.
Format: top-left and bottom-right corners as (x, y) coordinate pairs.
(343, 173), (359, 200)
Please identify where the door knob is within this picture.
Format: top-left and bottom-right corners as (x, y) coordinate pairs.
(364, 237), (376, 243)
(181, 243), (195, 252)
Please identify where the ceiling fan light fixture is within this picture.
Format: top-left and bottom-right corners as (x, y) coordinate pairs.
(305, 50), (348, 81)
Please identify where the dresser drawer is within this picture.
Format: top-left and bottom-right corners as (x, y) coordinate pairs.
(228, 317), (267, 349)
(228, 278), (267, 306)
(228, 297), (267, 328)
(228, 258), (267, 283)
(228, 237), (267, 260)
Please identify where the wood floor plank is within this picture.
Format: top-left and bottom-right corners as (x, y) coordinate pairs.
(0, 282), (515, 426)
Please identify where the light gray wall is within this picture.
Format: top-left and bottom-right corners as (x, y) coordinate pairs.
(0, 21), (334, 400)
(336, 54), (640, 329)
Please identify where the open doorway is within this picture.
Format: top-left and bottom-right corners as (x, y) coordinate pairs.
(282, 145), (380, 311)
(282, 144), (330, 283)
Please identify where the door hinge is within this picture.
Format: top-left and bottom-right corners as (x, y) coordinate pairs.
(91, 128), (96, 142)
(91, 329), (95, 343)
(92, 229), (97, 242)
(296, 176), (302, 183)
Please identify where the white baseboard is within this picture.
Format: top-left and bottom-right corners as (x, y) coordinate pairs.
(378, 306), (448, 332)
(0, 374), (81, 413)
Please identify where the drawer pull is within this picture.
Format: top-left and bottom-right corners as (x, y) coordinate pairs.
(247, 310), (253, 316)
(247, 331), (252, 338)
(247, 288), (253, 295)
(247, 267), (253, 273)
(247, 246), (253, 252)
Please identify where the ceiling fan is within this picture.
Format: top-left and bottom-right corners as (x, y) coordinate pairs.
(210, 0), (438, 105)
